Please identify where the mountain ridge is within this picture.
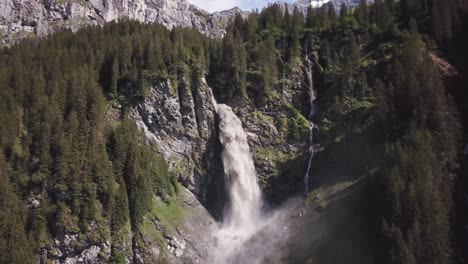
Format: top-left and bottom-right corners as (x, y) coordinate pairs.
(0, 0), (250, 45)
(0, 0), (363, 45)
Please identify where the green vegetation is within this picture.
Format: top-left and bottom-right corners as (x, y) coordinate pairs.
(0, 21), (212, 262)
(150, 194), (186, 233)
(140, 190), (188, 262)
(306, 178), (362, 209)
(254, 146), (289, 163)
(299, 0), (466, 263)
(252, 110), (274, 123)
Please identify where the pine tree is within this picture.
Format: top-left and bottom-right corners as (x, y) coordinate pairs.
(259, 36), (277, 103)
(355, 0), (370, 27)
(112, 179), (130, 231)
(373, 0), (394, 30)
(327, 4), (337, 26)
(0, 154), (34, 264)
(306, 6), (314, 28)
(431, 0), (459, 43)
(110, 56), (119, 97)
(343, 32), (361, 74)
(317, 6), (329, 29)
(339, 3), (349, 25)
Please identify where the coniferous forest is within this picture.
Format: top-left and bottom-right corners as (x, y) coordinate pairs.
(0, 0), (468, 263)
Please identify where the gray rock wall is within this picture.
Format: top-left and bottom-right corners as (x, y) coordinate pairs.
(0, 0), (248, 45)
(133, 76), (222, 205)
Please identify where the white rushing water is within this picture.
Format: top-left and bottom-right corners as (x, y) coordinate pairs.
(214, 103), (264, 263)
(304, 54), (318, 195)
(209, 62), (318, 261)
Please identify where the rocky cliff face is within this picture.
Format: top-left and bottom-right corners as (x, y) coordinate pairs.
(233, 70), (310, 202)
(0, 0), (248, 45)
(133, 77), (220, 202)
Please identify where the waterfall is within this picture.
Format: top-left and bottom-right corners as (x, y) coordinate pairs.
(304, 55), (318, 195)
(209, 87), (307, 263)
(217, 104), (262, 229)
(213, 102), (264, 263)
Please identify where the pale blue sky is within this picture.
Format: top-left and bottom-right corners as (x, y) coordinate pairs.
(189, 0), (296, 12)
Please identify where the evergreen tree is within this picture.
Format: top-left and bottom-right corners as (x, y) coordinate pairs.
(110, 56), (119, 97)
(0, 155), (34, 264)
(355, 0), (370, 27)
(431, 0), (459, 43)
(327, 4), (337, 26)
(112, 179), (130, 231)
(373, 0), (394, 30)
(306, 6), (314, 28)
(339, 3), (349, 25)
(258, 36), (277, 103)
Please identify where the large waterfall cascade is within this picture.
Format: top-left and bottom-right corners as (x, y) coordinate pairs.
(213, 102), (264, 263)
(208, 54), (320, 261)
(217, 104), (263, 231)
(304, 55), (318, 195)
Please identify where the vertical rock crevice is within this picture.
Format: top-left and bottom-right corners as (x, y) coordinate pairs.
(133, 76), (222, 214)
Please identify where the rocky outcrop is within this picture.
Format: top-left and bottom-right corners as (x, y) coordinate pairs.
(220, 66), (310, 201)
(0, 0), (248, 45)
(38, 187), (217, 264)
(166, 189), (218, 263)
(39, 222), (112, 264)
(133, 188), (217, 264)
(133, 76), (219, 202)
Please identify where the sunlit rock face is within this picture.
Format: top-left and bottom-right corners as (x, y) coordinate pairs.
(0, 0), (248, 45)
(133, 77), (220, 201)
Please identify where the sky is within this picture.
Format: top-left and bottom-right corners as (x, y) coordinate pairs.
(188, 0), (296, 12)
